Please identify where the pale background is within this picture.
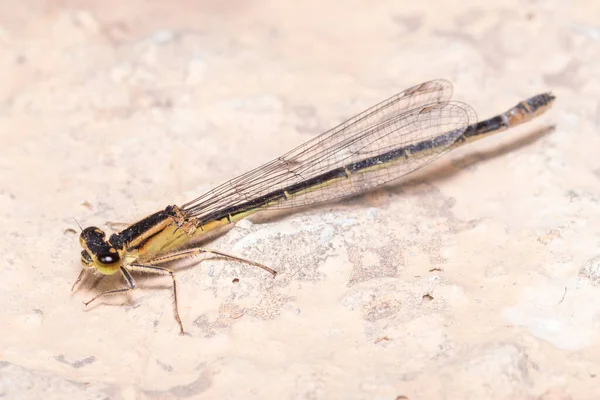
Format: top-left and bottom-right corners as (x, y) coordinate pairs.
(1, 1), (599, 399)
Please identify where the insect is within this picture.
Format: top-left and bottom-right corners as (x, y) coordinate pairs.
(72, 79), (555, 334)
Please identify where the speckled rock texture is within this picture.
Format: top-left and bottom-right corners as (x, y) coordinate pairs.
(0, 1), (598, 399)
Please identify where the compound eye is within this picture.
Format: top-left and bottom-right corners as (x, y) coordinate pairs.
(81, 250), (93, 267)
(97, 252), (120, 264)
(80, 227), (106, 247)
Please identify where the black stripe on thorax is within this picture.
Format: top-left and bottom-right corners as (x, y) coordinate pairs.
(109, 205), (179, 250)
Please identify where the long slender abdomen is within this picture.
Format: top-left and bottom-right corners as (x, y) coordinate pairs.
(464, 92), (555, 143)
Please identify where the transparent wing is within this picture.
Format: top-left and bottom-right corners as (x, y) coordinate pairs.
(181, 79), (477, 221)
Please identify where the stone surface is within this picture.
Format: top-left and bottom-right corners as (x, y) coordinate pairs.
(1, 1), (598, 399)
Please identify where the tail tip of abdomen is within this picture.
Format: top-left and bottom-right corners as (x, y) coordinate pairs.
(527, 92), (556, 116)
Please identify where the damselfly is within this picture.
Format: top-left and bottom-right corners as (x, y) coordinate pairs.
(72, 79), (555, 334)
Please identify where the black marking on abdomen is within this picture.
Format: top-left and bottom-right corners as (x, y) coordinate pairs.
(195, 127), (465, 224)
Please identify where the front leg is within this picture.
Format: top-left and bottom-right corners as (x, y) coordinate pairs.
(83, 266), (136, 305)
(71, 268), (87, 292)
(128, 264), (185, 335)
